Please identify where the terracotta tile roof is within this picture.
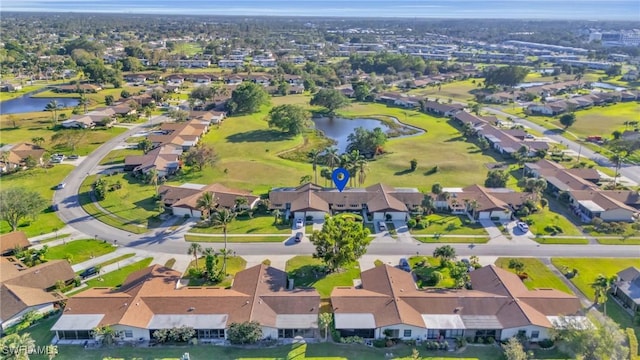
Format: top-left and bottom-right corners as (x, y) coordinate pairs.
(0, 231), (30, 255)
(162, 183), (259, 211)
(2, 259), (75, 290)
(0, 284), (64, 323)
(59, 264), (319, 330)
(331, 265), (582, 332)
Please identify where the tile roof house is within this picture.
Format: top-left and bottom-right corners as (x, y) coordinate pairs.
(612, 267), (640, 314)
(0, 257), (74, 333)
(331, 264), (584, 341)
(0, 231), (30, 256)
(435, 185), (533, 221)
(0, 143), (46, 173)
(51, 264), (320, 343)
(146, 120), (208, 150)
(158, 183), (260, 218)
(123, 144), (182, 177)
(269, 183), (423, 221)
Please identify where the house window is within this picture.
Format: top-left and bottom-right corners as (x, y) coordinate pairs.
(124, 330), (133, 338)
(384, 329), (399, 338)
(403, 329), (412, 338)
(531, 331), (539, 339)
(517, 330), (527, 337)
(336, 204), (345, 208)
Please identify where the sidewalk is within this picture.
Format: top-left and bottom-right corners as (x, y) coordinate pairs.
(29, 226), (91, 246)
(70, 247), (193, 274)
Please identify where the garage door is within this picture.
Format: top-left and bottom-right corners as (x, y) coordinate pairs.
(478, 212), (491, 220)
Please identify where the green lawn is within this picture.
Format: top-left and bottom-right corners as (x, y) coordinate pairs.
(189, 214), (291, 234)
(524, 208), (583, 236)
(184, 255), (247, 287)
(408, 256), (456, 288)
(534, 237), (589, 244)
(551, 258), (640, 299)
(37, 342), (516, 360)
(0, 165), (71, 236)
(410, 214), (487, 235)
(46, 239), (116, 264)
(83, 258), (154, 289)
(596, 237), (640, 245)
(93, 253), (136, 269)
(1, 110), (128, 156)
(184, 234), (287, 243)
(406, 78), (480, 103)
(414, 236), (490, 243)
(98, 148), (142, 165)
(494, 258), (573, 294)
(286, 255), (360, 299)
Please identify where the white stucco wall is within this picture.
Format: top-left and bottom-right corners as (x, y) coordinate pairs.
(1, 304), (54, 330)
(112, 325), (150, 341)
(600, 208), (635, 222)
(490, 210), (511, 220)
(500, 326), (549, 341)
(261, 326), (278, 340)
(376, 324), (426, 340)
(304, 211), (327, 221)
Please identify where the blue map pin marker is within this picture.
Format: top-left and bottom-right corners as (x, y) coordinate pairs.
(332, 168), (349, 192)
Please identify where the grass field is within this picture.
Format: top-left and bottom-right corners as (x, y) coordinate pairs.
(534, 237), (589, 244)
(410, 214), (488, 235)
(1, 110), (127, 156)
(189, 214), (292, 234)
(525, 208), (583, 236)
(83, 258), (154, 289)
(286, 255), (360, 299)
(406, 79), (480, 103)
(184, 255), (247, 287)
(46, 239), (116, 264)
(551, 258), (640, 300)
(494, 257), (573, 294)
(596, 237), (640, 245)
(98, 148), (142, 165)
(414, 236), (490, 243)
(0, 165), (72, 236)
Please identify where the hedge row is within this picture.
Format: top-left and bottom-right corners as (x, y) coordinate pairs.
(628, 328), (638, 360)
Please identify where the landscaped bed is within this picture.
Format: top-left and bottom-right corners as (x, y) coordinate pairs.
(285, 255), (360, 299)
(183, 255), (247, 287)
(524, 208), (582, 236)
(408, 256), (456, 288)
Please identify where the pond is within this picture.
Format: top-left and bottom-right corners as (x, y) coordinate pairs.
(0, 96), (79, 115)
(311, 117), (423, 153)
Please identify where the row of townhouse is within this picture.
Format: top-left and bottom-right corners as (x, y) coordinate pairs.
(527, 91), (639, 116)
(47, 261), (586, 344)
(158, 59), (211, 68)
(0, 143), (46, 173)
(525, 159), (640, 222)
(60, 99), (142, 129)
(453, 112), (549, 158)
(123, 111), (225, 178)
(484, 80), (586, 104)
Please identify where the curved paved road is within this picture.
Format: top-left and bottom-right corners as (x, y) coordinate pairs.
(484, 107), (640, 184)
(53, 115), (640, 259)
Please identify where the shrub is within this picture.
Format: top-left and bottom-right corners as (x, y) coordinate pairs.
(373, 339), (387, 348)
(340, 336), (364, 344)
(374, 259), (384, 267)
(627, 328), (638, 360)
(415, 221), (426, 230)
(404, 339), (417, 346)
(407, 218), (417, 229)
(538, 338), (554, 349)
(485, 336), (495, 344)
(455, 336), (467, 349)
(262, 259), (271, 266)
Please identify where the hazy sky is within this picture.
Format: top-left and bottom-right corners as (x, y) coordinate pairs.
(1, 0), (639, 20)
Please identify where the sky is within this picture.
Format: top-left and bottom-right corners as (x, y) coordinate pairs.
(1, 0), (639, 20)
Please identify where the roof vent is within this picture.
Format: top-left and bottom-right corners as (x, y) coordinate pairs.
(245, 300), (250, 305)
(123, 303), (128, 307)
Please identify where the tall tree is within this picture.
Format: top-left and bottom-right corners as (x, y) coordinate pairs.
(187, 243), (202, 269)
(227, 82), (269, 115)
(0, 188), (45, 231)
(309, 215), (372, 272)
(92, 325), (116, 345)
(346, 127), (387, 159)
(591, 274), (617, 316)
(552, 316), (628, 360)
(211, 209), (237, 274)
(45, 99), (61, 125)
(318, 313), (333, 342)
(147, 168), (159, 196)
(323, 147), (340, 170)
(433, 245), (456, 264)
(31, 137), (45, 147)
(502, 337), (529, 360)
(0, 333), (36, 359)
(310, 88), (350, 115)
(559, 113), (576, 129)
(267, 104), (311, 135)
(183, 144), (218, 171)
(308, 149), (321, 184)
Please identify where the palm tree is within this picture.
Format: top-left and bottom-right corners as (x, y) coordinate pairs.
(31, 137), (45, 147)
(323, 147), (340, 171)
(308, 149), (321, 184)
(0, 333), (36, 359)
(347, 150), (363, 187)
(93, 325), (116, 345)
(45, 99), (61, 125)
(320, 168), (331, 187)
(433, 245), (456, 264)
(591, 274), (617, 316)
(78, 94), (89, 114)
(211, 209), (237, 274)
(188, 243), (202, 269)
(272, 209), (282, 225)
(610, 149), (631, 189)
(147, 168), (159, 196)
(356, 158), (368, 187)
(318, 313), (333, 342)
(196, 191), (217, 221)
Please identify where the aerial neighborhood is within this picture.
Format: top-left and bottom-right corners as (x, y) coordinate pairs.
(0, 11), (638, 360)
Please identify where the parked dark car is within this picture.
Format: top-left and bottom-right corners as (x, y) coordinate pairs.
(399, 258), (411, 272)
(80, 267), (98, 279)
(294, 232), (303, 243)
